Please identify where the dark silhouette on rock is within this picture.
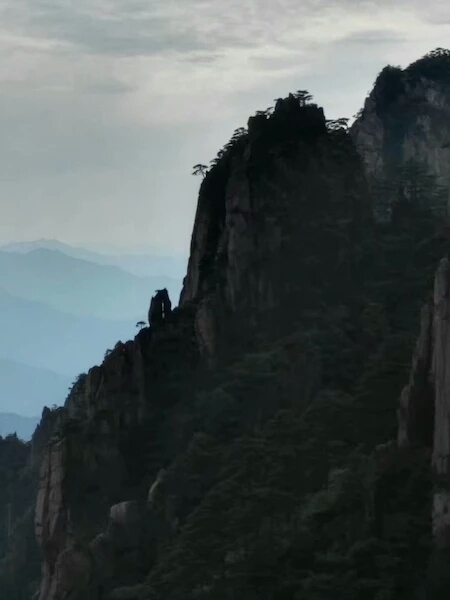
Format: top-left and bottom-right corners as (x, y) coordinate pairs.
(148, 293), (162, 327)
(148, 288), (172, 328)
(159, 288), (172, 318)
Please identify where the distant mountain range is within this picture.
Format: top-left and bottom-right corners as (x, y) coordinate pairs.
(0, 358), (71, 417)
(0, 287), (139, 376)
(0, 247), (181, 320)
(0, 413), (39, 441)
(0, 239), (187, 281)
(0, 239), (186, 424)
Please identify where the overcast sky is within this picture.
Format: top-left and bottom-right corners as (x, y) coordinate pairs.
(0, 0), (448, 256)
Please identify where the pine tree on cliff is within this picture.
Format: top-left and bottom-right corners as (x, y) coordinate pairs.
(294, 90), (313, 106)
(192, 164), (208, 178)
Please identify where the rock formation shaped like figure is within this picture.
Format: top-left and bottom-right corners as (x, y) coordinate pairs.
(148, 288), (172, 328)
(159, 288), (172, 316)
(148, 293), (163, 327)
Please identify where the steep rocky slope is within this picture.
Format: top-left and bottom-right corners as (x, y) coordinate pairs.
(350, 48), (450, 219)
(3, 48), (450, 600)
(30, 95), (374, 600)
(0, 433), (43, 599)
(396, 257), (450, 545)
(34, 307), (201, 600)
(181, 95), (371, 360)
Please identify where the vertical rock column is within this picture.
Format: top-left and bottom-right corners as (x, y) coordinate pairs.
(397, 258), (450, 544)
(35, 439), (69, 600)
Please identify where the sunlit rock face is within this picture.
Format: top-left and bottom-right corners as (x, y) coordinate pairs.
(350, 49), (450, 216)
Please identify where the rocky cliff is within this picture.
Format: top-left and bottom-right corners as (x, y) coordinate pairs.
(30, 94), (374, 600)
(396, 257), (450, 546)
(33, 306), (201, 600)
(350, 48), (450, 219)
(4, 48), (450, 600)
(0, 431), (44, 599)
(180, 93), (371, 359)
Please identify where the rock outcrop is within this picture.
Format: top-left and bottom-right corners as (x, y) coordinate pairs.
(0, 410), (61, 598)
(28, 54), (450, 597)
(180, 96), (371, 359)
(396, 257), (450, 544)
(350, 48), (450, 216)
(33, 305), (198, 600)
(31, 96), (373, 599)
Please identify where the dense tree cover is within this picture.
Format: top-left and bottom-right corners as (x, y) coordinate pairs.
(137, 130), (450, 598)
(353, 48), (450, 137)
(369, 49), (450, 109)
(2, 86), (450, 599)
(0, 435), (40, 599)
(406, 48), (450, 85)
(192, 90), (327, 180)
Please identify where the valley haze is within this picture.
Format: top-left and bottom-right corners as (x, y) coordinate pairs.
(0, 240), (185, 432)
(0, 0), (447, 593)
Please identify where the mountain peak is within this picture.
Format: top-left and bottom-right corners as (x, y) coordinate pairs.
(350, 48), (450, 221)
(5, 50), (450, 600)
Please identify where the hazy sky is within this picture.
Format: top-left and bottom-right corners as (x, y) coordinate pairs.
(0, 0), (449, 256)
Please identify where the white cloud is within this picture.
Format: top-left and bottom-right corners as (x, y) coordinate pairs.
(0, 0), (447, 253)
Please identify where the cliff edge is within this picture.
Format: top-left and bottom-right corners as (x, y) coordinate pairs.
(4, 48), (450, 600)
(33, 95), (372, 600)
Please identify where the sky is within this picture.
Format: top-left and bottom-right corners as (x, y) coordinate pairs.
(0, 0), (449, 257)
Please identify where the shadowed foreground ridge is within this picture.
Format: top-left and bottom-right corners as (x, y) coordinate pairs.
(3, 48), (450, 599)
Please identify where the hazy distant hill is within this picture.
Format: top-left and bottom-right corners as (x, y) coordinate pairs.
(0, 248), (180, 319)
(0, 413), (39, 440)
(0, 241), (183, 418)
(0, 239), (187, 281)
(0, 358), (71, 417)
(0, 287), (140, 376)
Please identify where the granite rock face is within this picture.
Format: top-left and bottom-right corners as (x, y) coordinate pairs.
(180, 97), (370, 358)
(33, 97), (373, 598)
(34, 306), (198, 600)
(351, 76), (450, 182)
(397, 258), (450, 544)
(30, 63), (450, 596)
(350, 52), (450, 216)
(25, 50), (450, 600)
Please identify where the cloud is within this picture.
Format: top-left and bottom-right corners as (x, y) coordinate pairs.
(0, 1), (446, 112)
(0, 0), (433, 59)
(0, 0), (448, 254)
